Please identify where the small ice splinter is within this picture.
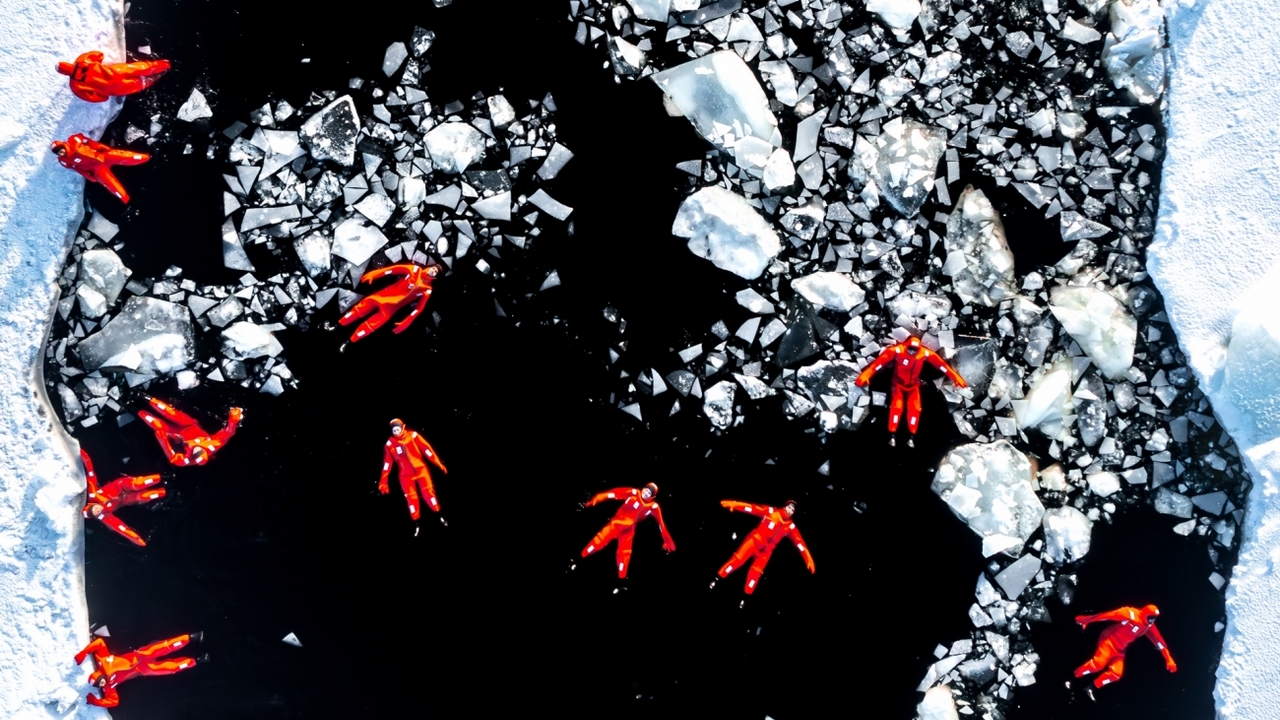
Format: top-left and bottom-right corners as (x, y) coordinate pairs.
(137, 397), (242, 467)
(80, 449), (165, 547)
(580, 482), (675, 579)
(716, 499), (815, 595)
(854, 336), (967, 447)
(75, 632), (206, 708)
(379, 418), (448, 527)
(338, 263), (439, 347)
(50, 134), (149, 204)
(1074, 604), (1177, 688)
(57, 50), (171, 103)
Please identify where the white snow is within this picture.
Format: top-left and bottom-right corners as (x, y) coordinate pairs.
(0, 0), (120, 715)
(1147, 0), (1280, 716)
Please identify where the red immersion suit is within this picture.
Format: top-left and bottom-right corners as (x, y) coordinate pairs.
(81, 450), (164, 547)
(57, 51), (171, 102)
(854, 338), (967, 436)
(138, 398), (242, 467)
(581, 484), (675, 578)
(339, 264), (438, 343)
(50, 134), (149, 204)
(717, 501), (815, 594)
(1074, 605), (1176, 687)
(75, 634), (199, 708)
(380, 420), (447, 520)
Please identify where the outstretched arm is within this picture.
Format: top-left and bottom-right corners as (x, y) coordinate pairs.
(209, 407), (243, 447)
(585, 488), (634, 508)
(412, 433), (447, 473)
(1076, 608), (1136, 627)
(788, 525), (816, 573)
(76, 637), (107, 665)
(80, 450), (99, 495)
(720, 500), (769, 515)
(652, 504), (676, 552)
(86, 686), (119, 708)
(924, 349), (967, 387)
(393, 293), (430, 334)
(1146, 625), (1177, 671)
(379, 442), (395, 494)
(360, 263), (414, 286)
(855, 346), (899, 387)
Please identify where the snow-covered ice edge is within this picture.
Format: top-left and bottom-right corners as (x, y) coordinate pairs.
(0, 0), (122, 717)
(1149, 0), (1280, 716)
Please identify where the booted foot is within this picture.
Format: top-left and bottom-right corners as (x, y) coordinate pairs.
(739, 599), (746, 609)
(322, 321), (336, 332)
(338, 342), (350, 354)
(413, 524), (420, 537)
(196, 653), (211, 665)
(439, 516), (449, 527)
(908, 437), (915, 448)
(708, 578), (718, 589)
(189, 631), (204, 644)
(889, 436), (896, 447)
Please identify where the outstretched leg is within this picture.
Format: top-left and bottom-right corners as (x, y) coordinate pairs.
(582, 519), (623, 558)
(1074, 641), (1119, 679)
(400, 477), (423, 521)
(718, 538), (759, 579)
(92, 168), (130, 203)
(614, 529), (635, 578)
(887, 384), (906, 433)
(99, 513), (146, 547)
(137, 656), (198, 676)
(116, 476), (165, 507)
(147, 398), (199, 429)
(416, 471), (440, 513)
(905, 385), (923, 435)
(1093, 657), (1126, 688)
(134, 634), (194, 661)
(340, 296), (397, 342)
(743, 549), (774, 595)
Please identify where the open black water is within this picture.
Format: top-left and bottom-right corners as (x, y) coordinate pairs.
(70, 1), (1222, 718)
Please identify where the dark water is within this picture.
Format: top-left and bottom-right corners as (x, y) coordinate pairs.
(70, 1), (1222, 717)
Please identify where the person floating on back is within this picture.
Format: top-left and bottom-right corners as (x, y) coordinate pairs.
(137, 397), (242, 467)
(712, 499), (814, 595)
(580, 482), (675, 579)
(854, 335), (967, 447)
(75, 632), (206, 708)
(80, 449), (164, 547)
(57, 50), (171, 103)
(50, 134), (148, 204)
(1074, 604), (1177, 688)
(338, 263), (438, 348)
(379, 418), (448, 533)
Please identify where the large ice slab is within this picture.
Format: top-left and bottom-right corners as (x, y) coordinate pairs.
(1012, 358), (1073, 439)
(651, 51), (780, 154)
(1102, 0), (1167, 104)
(300, 95), (360, 167)
(850, 118), (946, 218)
(76, 248), (129, 318)
(331, 216), (388, 266)
(672, 186), (781, 280)
(943, 186), (1016, 307)
(221, 322), (284, 360)
(1041, 506), (1093, 564)
(1048, 286), (1136, 380)
(424, 122), (486, 174)
(76, 297), (195, 375)
(791, 272), (865, 312)
(932, 440), (1045, 557)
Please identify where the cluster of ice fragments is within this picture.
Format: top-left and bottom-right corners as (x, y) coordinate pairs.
(571, 0), (1247, 716)
(45, 27), (573, 427)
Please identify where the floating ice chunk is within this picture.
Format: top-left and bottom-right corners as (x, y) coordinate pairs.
(952, 337), (998, 395)
(529, 189), (573, 221)
(735, 288), (774, 314)
(1103, 0), (1167, 103)
(867, 0), (921, 31)
(1087, 471), (1121, 497)
(920, 51), (961, 86)
(1059, 211), (1110, 242)
(1012, 359), (1073, 437)
(221, 220), (256, 272)
(734, 136), (774, 177)
(793, 109), (827, 162)
(994, 554), (1042, 600)
(487, 95), (516, 129)
(607, 35), (646, 76)
(282, 632), (302, 648)
(1049, 286), (1137, 379)
(221, 322), (283, 360)
(672, 186), (780, 280)
(300, 95), (360, 167)
(331, 217), (389, 266)
(851, 118), (946, 218)
(424, 122), (486, 174)
(472, 191), (512, 221)
(176, 88), (212, 122)
(763, 148), (795, 191)
(87, 211), (119, 241)
(791, 273), (864, 312)
(77, 297), (194, 375)
(79, 248), (129, 309)
(1155, 487), (1193, 518)
(627, 0), (670, 21)
(241, 204), (300, 232)
(887, 291), (952, 326)
(58, 384), (83, 422)
(398, 176), (426, 209)
(1043, 507), (1093, 563)
(932, 440), (1045, 557)
(944, 186), (1016, 307)
(383, 42), (408, 76)
(877, 75), (915, 107)
(703, 380), (736, 429)
(293, 233), (331, 277)
(76, 285), (107, 318)
(916, 684), (959, 720)
(758, 61), (799, 106)
(207, 297), (243, 328)
(651, 52), (779, 154)
(260, 130), (306, 178)
(1062, 17), (1103, 43)
(537, 143), (574, 180)
(354, 194), (395, 227)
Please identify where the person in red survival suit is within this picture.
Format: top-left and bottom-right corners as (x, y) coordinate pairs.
(580, 482), (676, 578)
(712, 499), (815, 595)
(50, 134), (149, 204)
(1074, 604), (1177, 688)
(137, 397), (242, 467)
(380, 418), (448, 532)
(854, 335), (967, 447)
(338, 263), (439, 347)
(56, 51), (171, 103)
(75, 632), (206, 708)
(80, 449), (164, 547)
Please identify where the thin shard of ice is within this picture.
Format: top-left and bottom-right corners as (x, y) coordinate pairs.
(703, 380), (736, 429)
(1059, 211), (1110, 241)
(1042, 507), (1093, 563)
(221, 219), (256, 272)
(472, 191), (512, 221)
(994, 554), (1041, 600)
(952, 336), (998, 396)
(1049, 286), (1137, 379)
(943, 186), (1016, 307)
(850, 118), (946, 218)
(300, 96), (360, 167)
(651, 52), (780, 154)
(793, 109), (827, 162)
(176, 88), (212, 122)
(537, 143), (574, 180)
(86, 211), (119, 241)
(221, 322), (284, 360)
(240, 204), (300, 232)
(1012, 359), (1073, 438)
(792, 273), (865, 312)
(529, 190), (573, 221)
(932, 440), (1045, 557)
(331, 217), (389, 266)
(260, 130), (306, 178)
(282, 632), (302, 648)
(77, 297), (195, 375)
(672, 186), (780, 280)
(293, 233), (331, 277)
(607, 35), (646, 76)
(424, 122), (486, 174)
(777, 301), (820, 367)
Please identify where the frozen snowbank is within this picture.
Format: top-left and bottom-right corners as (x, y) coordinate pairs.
(0, 0), (121, 717)
(1148, 0), (1280, 715)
